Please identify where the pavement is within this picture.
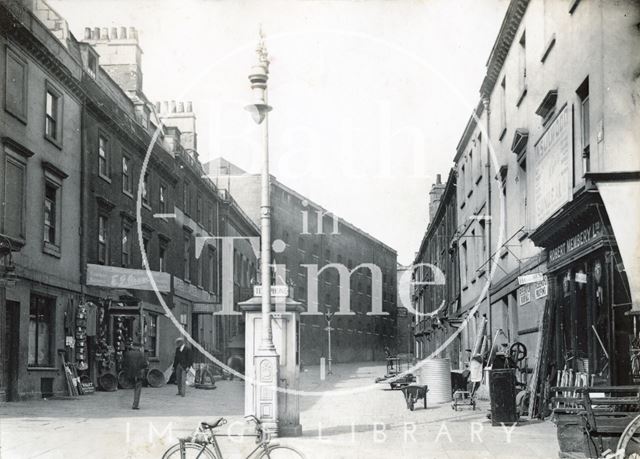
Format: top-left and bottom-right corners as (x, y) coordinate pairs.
(0, 362), (560, 459)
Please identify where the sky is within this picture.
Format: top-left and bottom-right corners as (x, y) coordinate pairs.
(52, 0), (508, 265)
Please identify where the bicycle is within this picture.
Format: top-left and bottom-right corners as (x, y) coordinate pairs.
(161, 415), (305, 459)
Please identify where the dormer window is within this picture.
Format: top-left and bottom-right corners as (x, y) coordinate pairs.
(535, 89), (558, 124)
(87, 52), (97, 78)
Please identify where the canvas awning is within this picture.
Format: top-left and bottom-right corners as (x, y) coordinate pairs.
(587, 172), (640, 313)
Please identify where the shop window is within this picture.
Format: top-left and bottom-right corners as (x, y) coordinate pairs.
(144, 312), (158, 358)
(44, 83), (62, 145)
(28, 294), (55, 367)
(5, 47), (28, 122)
(122, 154), (132, 195)
(98, 214), (109, 264)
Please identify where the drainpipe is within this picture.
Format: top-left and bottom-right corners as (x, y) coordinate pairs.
(483, 96), (493, 346)
(80, 98), (87, 302)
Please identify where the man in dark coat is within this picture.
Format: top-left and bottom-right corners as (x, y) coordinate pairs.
(122, 341), (148, 409)
(173, 337), (193, 397)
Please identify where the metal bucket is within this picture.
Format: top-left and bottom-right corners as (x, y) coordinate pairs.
(416, 358), (452, 403)
(146, 368), (165, 388)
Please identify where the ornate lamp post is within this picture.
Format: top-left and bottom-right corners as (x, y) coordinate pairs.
(245, 28), (279, 434)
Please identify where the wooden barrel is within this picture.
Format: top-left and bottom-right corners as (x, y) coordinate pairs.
(98, 373), (118, 392)
(146, 368), (165, 388)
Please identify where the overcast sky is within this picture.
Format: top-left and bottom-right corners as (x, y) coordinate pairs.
(52, 0), (508, 265)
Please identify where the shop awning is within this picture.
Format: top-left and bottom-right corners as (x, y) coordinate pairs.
(587, 172), (640, 313)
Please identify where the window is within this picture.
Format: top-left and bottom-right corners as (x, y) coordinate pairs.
(518, 32), (527, 98)
(208, 248), (217, 293)
(43, 182), (57, 245)
(183, 181), (190, 214)
(142, 235), (150, 258)
(121, 224), (131, 267)
(98, 135), (109, 179)
(461, 241), (468, 286)
(197, 251), (203, 287)
(196, 195), (202, 223)
(142, 172), (150, 206)
(122, 155), (132, 194)
(144, 312), (158, 358)
(44, 84), (62, 143)
(159, 244), (166, 272)
(28, 294), (55, 367)
(5, 48), (28, 121)
(3, 152), (27, 240)
(98, 215), (108, 264)
(518, 159), (528, 228)
(183, 232), (191, 281)
(468, 152), (473, 194)
(459, 164), (466, 204)
(577, 77), (590, 174)
(159, 184), (167, 214)
(87, 52), (97, 78)
(475, 134), (483, 182)
(499, 77), (507, 137)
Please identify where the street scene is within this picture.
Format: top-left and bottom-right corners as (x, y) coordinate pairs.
(0, 0), (639, 458)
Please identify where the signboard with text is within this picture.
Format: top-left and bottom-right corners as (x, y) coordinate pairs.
(253, 285), (289, 297)
(86, 264), (171, 292)
(533, 104), (572, 228)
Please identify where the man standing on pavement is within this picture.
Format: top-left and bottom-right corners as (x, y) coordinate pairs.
(173, 337), (193, 397)
(122, 340), (148, 410)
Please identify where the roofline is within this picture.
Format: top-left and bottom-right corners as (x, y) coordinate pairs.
(413, 168), (457, 265)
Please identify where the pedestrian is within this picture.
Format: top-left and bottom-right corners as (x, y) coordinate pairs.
(173, 337), (193, 397)
(122, 340), (148, 410)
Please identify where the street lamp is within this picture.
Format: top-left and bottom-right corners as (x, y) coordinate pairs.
(324, 308), (335, 375)
(244, 27), (279, 435)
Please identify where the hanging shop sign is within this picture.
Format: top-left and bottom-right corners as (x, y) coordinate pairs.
(548, 221), (603, 265)
(533, 104), (572, 228)
(518, 273), (544, 285)
(534, 278), (548, 299)
(575, 272), (588, 284)
(518, 286), (532, 306)
(87, 263), (171, 292)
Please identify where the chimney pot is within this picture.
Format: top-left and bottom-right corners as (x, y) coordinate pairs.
(177, 102), (184, 113)
(111, 27), (118, 39)
(170, 101), (176, 113)
(185, 101), (193, 112)
(101, 27), (109, 40)
(162, 101), (168, 113)
(120, 26), (127, 39)
(84, 27), (91, 39)
(436, 174), (441, 184)
(155, 102), (161, 113)
(128, 27), (137, 40)
(93, 27), (100, 39)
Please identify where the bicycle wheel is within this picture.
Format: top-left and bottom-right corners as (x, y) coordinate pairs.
(617, 414), (640, 459)
(258, 445), (305, 459)
(162, 442), (218, 459)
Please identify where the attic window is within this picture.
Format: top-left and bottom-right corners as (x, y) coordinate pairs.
(535, 89), (558, 123)
(87, 52), (97, 78)
(511, 128), (529, 161)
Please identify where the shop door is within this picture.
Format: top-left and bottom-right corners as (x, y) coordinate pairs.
(5, 300), (19, 401)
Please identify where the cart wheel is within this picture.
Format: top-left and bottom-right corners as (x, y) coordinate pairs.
(409, 398), (415, 411)
(617, 414), (640, 459)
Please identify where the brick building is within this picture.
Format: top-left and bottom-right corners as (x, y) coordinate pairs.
(205, 158), (398, 365)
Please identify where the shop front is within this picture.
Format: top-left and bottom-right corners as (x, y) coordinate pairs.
(531, 192), (636, 386)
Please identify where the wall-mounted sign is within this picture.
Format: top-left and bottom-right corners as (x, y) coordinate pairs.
(548, 222), (603, 264)
(518, 273), (544, 285)
(253, 285), (289, 298)
(533, 104), (572, 228)
(575, 272), (588, 284)
(518, 286), (532, 306)
(86, 264), (171, 292)
(534, 278), (548, 299)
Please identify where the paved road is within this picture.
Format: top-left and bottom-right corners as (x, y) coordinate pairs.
(0, 362), (559, 458)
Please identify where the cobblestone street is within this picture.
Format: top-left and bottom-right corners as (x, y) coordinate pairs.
(0, 363), (559, 459)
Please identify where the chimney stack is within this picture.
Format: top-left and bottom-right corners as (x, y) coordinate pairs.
(82, 25), (143, 96)
(428, 173), (446, 223)
(156, 100), (197, 151)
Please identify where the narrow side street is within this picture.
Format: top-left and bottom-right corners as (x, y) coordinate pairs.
(0, 363), (558, 459)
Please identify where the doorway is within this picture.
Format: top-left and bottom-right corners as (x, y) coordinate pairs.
(5, 300), (20, 401)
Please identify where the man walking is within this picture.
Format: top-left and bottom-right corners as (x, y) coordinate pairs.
(173, 337), (193, 397)
(122, 340), (148, 410)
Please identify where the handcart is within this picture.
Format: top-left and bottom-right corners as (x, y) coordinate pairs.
(374, 353), (416, 390)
